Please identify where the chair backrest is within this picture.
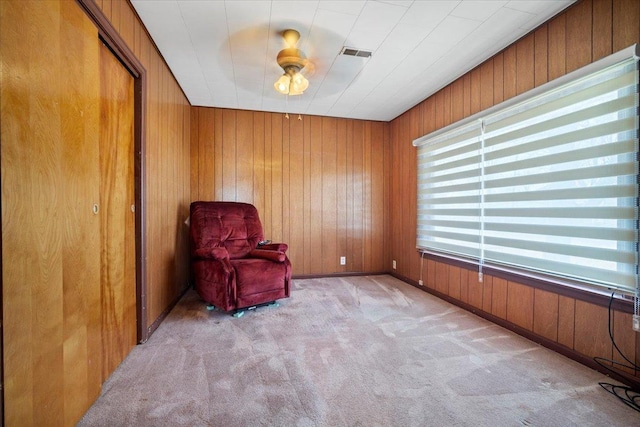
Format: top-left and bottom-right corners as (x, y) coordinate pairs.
(190, 201), (264, 259)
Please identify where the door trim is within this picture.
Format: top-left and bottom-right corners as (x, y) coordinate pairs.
(75, 0), (149, 343)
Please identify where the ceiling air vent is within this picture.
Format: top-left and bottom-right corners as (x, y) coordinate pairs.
(340, 47), (372, 58)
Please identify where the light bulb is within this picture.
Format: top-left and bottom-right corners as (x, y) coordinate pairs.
(274, 74), (291, 94)
(289, 72), (308, 95)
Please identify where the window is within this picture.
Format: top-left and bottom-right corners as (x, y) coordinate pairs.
(414, 46), (639, 298)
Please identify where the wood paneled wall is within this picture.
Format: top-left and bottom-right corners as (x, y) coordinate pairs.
(388, 0), (640, 378)
(2, 0), (192, 425)
(190, 108), (390, 276)
(94, 0), (192, 328)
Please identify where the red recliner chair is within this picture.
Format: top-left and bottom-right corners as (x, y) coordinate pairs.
(189, 201), (291, 316)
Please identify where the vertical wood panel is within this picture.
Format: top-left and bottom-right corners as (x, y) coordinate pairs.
(118, 0), (134, 49)
(442, 86), (451, 127)
(253, 113), (265, 219)
(459, 267), (469, 304)
(462, 74), (471, 117)
(491, 277), (507, 319)
(506, 281), (533, 331)
(558, 296), (576, 348)
(271, 114), (283, 242)
(382, 124), (391, 272)
(435, 262), (448, 295)
(336, 119), (347, 273)
(310, 116), (323, 274)
(481, 275), (493, 313)
(282, 116), (291, 246)
(222, 110), (237, 200)
(612, 0), (640, 52)
(213, 109), (223, 200)
(371, 121), (385, 271)
(534, 26), (548, 87)
(592, 0), (612, 60)
(322, 117), (338, 272)
(262, 114), (273, 237)
(157, 65), (166, 314)
(352, 121), (365, 272)
(302, 115), (312, 273)
(480, 60), (493, 111)
(448, 266), (461, 300)
(426, 259), (436, 290)
(363, 122), (372, 271)
(612, 310), (636, 374)
(395, 115), (407, 275)
(470, 68), (481, 115)
(566, 0), (593, 73)
(109, 0), (120, 32)
(98, 0), (111, 22)
(503, 45), (517, 100)
(493, 53), (504, 104)
(434, 91), (444, 130)
(574, 301), (611, 360)
(145, 45), (158, 324)
(450, 79), (464, 123)
(533, 289), (559, 342)
(288, 115), (304, 273)
(347, 120), (357, 270)
(466, 269), (483, 309)
(199, 108), (216, 199)
(235, 110), (253, 202)
(406, 111), (420, 280)
(516, 34), (535, 95)
(190, 109), (200, 200)
(423, 98), (436, 135)
(548, 13), (566, 80)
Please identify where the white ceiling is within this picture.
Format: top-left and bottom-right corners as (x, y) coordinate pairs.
(131, 0), (575, 122)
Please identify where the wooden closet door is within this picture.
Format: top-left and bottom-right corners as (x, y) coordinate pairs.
(99, 42), (137, 380)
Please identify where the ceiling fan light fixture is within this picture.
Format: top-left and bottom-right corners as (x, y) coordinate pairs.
(274, 68), (308, 96)
(274, 29), (310, 96)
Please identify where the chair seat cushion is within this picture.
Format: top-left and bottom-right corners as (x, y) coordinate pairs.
(230, 258), (288, 307)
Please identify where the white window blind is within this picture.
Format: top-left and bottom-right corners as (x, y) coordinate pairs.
(415, 46), (639, 295)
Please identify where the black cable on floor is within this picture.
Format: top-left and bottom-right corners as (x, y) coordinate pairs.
(593, 292), (640, 412)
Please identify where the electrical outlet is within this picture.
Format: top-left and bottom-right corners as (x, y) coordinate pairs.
(633, 314), (640, 332)
(418, 279), (424, 286)
(340, 256), (346, 266)
(392, 260), (397, 270)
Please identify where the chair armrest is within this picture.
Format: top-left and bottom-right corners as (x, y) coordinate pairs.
(193, 247), (229, 260)
(249, 248), (286, 263)
(258, 243), (288, 253)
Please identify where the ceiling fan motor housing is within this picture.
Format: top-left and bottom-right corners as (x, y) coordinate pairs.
(276, 47), (307, 73)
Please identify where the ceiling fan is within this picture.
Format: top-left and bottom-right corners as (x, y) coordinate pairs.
(273, 29), (311, 96)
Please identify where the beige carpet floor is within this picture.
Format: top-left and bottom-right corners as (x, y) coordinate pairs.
(79, 275), (639, 426)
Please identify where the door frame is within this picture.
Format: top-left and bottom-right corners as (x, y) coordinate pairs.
(76, 0), (149, 343)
